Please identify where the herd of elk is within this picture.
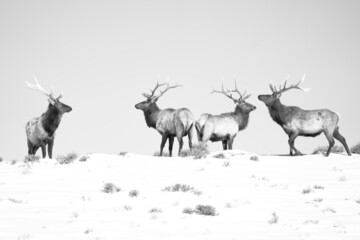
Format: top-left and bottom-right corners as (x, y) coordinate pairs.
(25, 76), (72, 158)
(195, 81), (256, 150)
(25, 74), (352, 158)
(135, 80), (194, 157)
(258, 75), (351, 157)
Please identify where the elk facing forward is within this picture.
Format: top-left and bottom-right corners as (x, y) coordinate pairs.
(258, 75), (351, 157)
(26, 76), (72, 158)
(135, 81), (194, 157)
(196, 82), (256, 150)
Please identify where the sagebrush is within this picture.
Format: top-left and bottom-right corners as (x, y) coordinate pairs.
(56, 152), (78, 164)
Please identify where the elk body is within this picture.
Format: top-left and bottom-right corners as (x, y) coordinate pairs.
(195, 82), (256, 150)
(258, 75), (351, 157)
(135, 81), (194, 157)
(25, 76), (72, 158)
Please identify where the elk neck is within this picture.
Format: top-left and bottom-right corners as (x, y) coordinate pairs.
(41, 104), (63, 136)
(143, 103), (161, 129)
(266, 99), (290, 126)
(234, 105), (250, 130)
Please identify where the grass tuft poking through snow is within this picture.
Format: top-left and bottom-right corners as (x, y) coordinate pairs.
(163, 184), (202, 195)
(183, 205), (217, 216)
(213, 153), (226, 159)
(103, 183), (121, 193)
(351, 143), (360, 154)
(129, 190), (139, 197)
(268, 212), (279, 224)
(24, 155), (40, 163)
(56, 152), (78, 164)
(180, 143), (209, 159)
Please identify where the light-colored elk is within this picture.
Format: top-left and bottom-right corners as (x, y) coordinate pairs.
(195, 81), (256, 150)
(258, 74), (351, 156)
(25, 75), (72, 158)
(135, 79), (194, 157)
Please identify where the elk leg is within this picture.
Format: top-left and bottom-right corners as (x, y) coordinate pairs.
(168, 136), (174, 157)
(228, 136), (235, 150)
(288, 133), (302, 156)
(324, 131), (335, 157)
(222, 140), (228, 150)
(48, 140), (54, 159)
(177, 136), (184, 156)
(333, 128), (351, 156)
(160, 135), (167, 157)
(41, 145), (47, 158)
(187, 125), (193, 150)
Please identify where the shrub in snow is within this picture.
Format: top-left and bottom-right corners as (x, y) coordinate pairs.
(313, 185), (324, 189)
(103, 183), (121, 193)
(129, 190), (139, 197)
(180, 143), (209, 159)
(163, 184), (202, 195)
(183, 205), (217, 216)
(213, 153), (226, 159)
(250, 155), (259, 161)
(149, 208), (162, 213)
(78, 155), (90, 162)
(268, 212), (279, 224)
(56, 152), (78, 164)
(119, 152), (128, 156)
(313, 145), (344, 155)
(302, 187), (313, 194)
(153, 151), (170, 157)
(0, 156), (3, 162)
(24, 155), (40, 163)
(351, 143), (360, 154)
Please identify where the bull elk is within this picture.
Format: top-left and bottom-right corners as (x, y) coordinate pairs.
(258, 75), (351, 157)
(195, 81), (256, 150)
(25, 75), (72, 158)
(135, 80), (194, 157)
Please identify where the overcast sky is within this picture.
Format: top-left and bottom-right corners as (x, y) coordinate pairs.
(1, 0), (359, 160)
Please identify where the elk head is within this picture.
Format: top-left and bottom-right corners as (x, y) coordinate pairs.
(212, 81), (256, 113)
(135, 79), (181, 111)
(26, 75), (72, 114)
(258, 74), (309, 105)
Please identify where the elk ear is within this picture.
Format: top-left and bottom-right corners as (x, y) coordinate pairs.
(275, 94), (281, 99)
(150, 96), (158, 103)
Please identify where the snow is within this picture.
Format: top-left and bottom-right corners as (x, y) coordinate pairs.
(1, 151), (360, 240)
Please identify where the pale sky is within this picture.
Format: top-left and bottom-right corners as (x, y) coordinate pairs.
(1, 0), (360, 160)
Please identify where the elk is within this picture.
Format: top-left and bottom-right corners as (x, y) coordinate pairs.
(135, 80), (194, 157)
(195, 81), (256, 150)
(258, 75), (351, 157)
(25, 75), (72, 158)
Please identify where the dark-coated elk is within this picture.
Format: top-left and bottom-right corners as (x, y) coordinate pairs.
(258, 75), (351, 157)
(25, 76), (72, 158)
(195, 81), (256, 150)
(135, 80), (194, 157)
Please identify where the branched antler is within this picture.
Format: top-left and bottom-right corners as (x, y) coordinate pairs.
(142, 76), (182, 102)
(212, 80), (251, 103)
(26, 75), (64, 100)
(269, 74), (309, 96)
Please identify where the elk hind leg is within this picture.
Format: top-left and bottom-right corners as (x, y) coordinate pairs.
(187, 124), (193, 150)
(333, 128), (351, 156)
(228, 135), (235, 150)
(222, 140), (228, 150)
(48, 139), (54, 159)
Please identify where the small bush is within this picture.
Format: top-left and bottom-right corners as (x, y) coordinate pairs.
(313, 145), (344, 155)
(302, 187), (313, 194)
(223, 161), (230, 167)
(183, 207), (195, 214)
(250, 155), (259, 161)
(180, 143), (209, 159)
(119, 152), (128, 156)
(213, 153), (226, 159)
(195, 205), (217, 216)
(0, 156), (3, 162)
(163, 184), (193, 192)
(153, 151), (170, 157)
(149, 208), (162, 213)
(351, 143), (360, 154)
(129, 190), (139, 197)
(56, 152), (78, 164)
(313, 185), (324, 190)
(268, 212), (279, 224)
(78, 155), (90, 162)
(103, 183), (121, 193)
(24, 155), (40, 163)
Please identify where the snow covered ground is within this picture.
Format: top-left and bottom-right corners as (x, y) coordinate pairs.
(1, 151), (360, 240)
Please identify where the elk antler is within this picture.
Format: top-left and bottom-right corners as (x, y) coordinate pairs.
(26, 75), (63, 100)
(212, 80), (251, 103)
(142, 76), (182, 102)
(269, 74), (309, 96)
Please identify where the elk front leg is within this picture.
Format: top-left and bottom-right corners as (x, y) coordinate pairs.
(41, 145), (47, 158)
(288, 133), (302, 156)
(168, 136), (174, 157)
(48, 140), (54, 159)
(222, 140), (228, 150)
(228, 136), (235, 150)
(187, 125), (193, 150)
(159, 135), (167, 157)
(324, 131), (335, 157)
